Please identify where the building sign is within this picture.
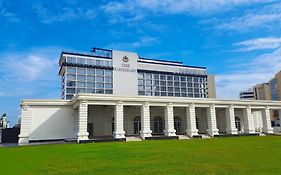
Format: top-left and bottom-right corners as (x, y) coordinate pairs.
(113, 55), (136, 72)
(122, 56), (129, 62)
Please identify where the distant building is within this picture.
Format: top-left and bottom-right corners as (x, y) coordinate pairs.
(240, 71), (281, 127)
(253, 83), (271, 100)
(239, 89), (255, 99)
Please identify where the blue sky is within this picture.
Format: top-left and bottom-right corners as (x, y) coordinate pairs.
(1, 0), (281, 125)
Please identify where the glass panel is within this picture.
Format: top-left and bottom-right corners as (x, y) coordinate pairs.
(66, 88), (75, 93)
(96, 83), (104, 88)
(96, 77), (104, 82)
(105, 77), (112, 83)
(87, 76), (95, 81)
(104, 70), (113, 76)
(105, 90), (113, 94)
(105, 83), (113, 89)
(77, 58), (85, 64)
(87, 69), (95, 75)
(87, 82), (95, 88)
(153, 74), (159, 79)
(66, 81), (76, 87)
(67, 67), (76, 74)
(96, 69), (104, 76)
(138, 73), (144, 79)
(77, 68), (86, 74)
(77, 75), (86, 81)
(77, 82), (85, 87)
(77, 88), (85, 93)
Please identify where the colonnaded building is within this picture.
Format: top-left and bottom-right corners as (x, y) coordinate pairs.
(19, 48), (281, 144)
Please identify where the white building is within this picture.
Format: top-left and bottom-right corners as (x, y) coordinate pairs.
(18, 48), (281, 144)
(239, 89), (255, 100)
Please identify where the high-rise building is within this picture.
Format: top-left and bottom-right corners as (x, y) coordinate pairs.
(59, 48), (216, 100)
(253, 83), (271, 100)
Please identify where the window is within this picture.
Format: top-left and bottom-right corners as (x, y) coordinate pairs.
(77, 75), (86, 81)
(77, 82), (85, 87)
(105, 77), (112, 83)
(77, 68), (86, 74)
(87, 82), (95, 88)
(96, 77), (104, 82)
(153, 116), (164, 134)
(138, 73), (144, 79)
(87, 69), (95, 75)
(87, 76), (95, 82)
(96, 69), (104, 76)
(104, 70), (112, 76)
(112, 117), (115, 134)
(67, 67), (76, 74)
(96, 83), (104, 88)
(77, 58), (85, 64)
(174, 116), (182, 134)
(105, 83), (113, 89)
(66, 88), (75, 94)
(133, 116), (141, 135)
(235, 117), (241, 131)
(167, 75), (173, 80)
(87, 59), (95, 66)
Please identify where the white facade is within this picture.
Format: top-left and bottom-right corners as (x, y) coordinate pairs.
(19, 94), (281, 144)
(59, 48), (215, 100)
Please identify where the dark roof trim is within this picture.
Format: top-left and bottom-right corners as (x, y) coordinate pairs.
(139, 57), (183, 64)
(138, 60), (206, 69)
(58, 63), (113, 75)
(138, 69), (208, 78)
(61, 51), (112, 60)
(91, 47), (112, 52)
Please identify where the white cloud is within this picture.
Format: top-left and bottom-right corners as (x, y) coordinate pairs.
(107, 36), (159, 50)
(32, 4), (96, 24)
(233, 37), (281, 51)
(216, 2), (281, 31)
(101, 0), (275, 23)
(216, 47), (281, 99)
(0, 47), (60, 97)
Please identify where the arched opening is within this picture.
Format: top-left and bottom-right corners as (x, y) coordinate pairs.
(174, 116), (182, 134)
(153, 116), (164, 134)
(235, 117), (241, 131)
(133, 116), (141, 135)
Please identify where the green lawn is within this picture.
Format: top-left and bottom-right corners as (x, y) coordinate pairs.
(1, 136), (281, 175)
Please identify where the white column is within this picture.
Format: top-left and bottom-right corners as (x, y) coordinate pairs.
(113, 102), (125, 139)
(225, 105), (238, 134)
(207, 104), (219, 136)
(77, 100), (89, 142)
(243, 105), (255, 134)
(164, 103), (176, 136)
(186, 104), (199, 137)
(18, 105), (32, 144)
(140, 102), (152, 139)
(261, 106), (273, 134)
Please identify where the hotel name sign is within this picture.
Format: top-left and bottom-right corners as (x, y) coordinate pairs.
(113, 55), (137, 73)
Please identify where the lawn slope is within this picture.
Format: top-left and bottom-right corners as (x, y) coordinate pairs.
(0, 136), (280, 175)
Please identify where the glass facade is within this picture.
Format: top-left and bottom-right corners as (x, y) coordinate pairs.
(270, 78), (278, 101)
(61, 56), (113, 99)
(60, 50), (209, 100)
(137, 71), (208, 98)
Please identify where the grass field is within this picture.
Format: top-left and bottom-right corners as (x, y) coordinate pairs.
(1, 136), (281, 175)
